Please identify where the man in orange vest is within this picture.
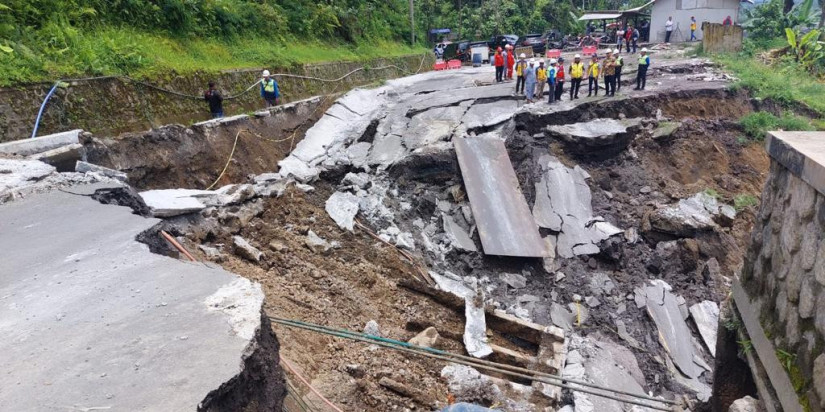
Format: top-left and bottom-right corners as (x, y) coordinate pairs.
(494, 47), (505, 83)
(554, 57), (566, 101)
(506, 45), (516, 80)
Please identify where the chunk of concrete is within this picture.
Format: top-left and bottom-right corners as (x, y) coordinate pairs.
(649, 192), (735, 237)
(545, 118), (642, 159)
(464, 293), (493, 358)
(501, 273), (527, 289)
(139, 189), (210, 217)
(305, 230), (333, 254)
(0, 159), (56, 194)
(409, 327), (440, 348)
(461, 100), (519, 130)
(644, 280), (704, 379)
(76, 161), (128, 182)
(443, 213), (478, 252)
(232, 236), (263, 262)
(728, 396), (759, 412)
(325, 191), (360, 231)
(690, 301), (720, 357)
(0, 129), (81, 156)
(29, 143), (83, 171)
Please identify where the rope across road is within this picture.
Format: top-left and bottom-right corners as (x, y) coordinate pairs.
(269, 317), (680, 411)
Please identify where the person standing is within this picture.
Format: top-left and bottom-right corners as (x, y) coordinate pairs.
(554, 56), (566, 102)
(616, 27), (625, 52)
(569, 54), (584, 100)
(602, 50), (617, 96)
(204, 81), (223, 119)
(690, 16), (697, 41)
(501, 46), (509, 76)
(634, 48), (650, 90)
(494, 47), (505, 83)
(547, 59), (557, 103)
(524, 59), (537, 103)
(515, 53), (527, 94)
(260, 70), (280, 108)
(587, 55), (600, 97)
(665, 16), (674, 43)
(723, 15), (733, 26)
(624, 26), (633, 53)
(631, 26), (640, 53)
(506, 45), (516, 80)
(535, 59), (547, 99)
(613, 48), (624, 93)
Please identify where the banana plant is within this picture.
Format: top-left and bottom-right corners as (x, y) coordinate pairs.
(786, 27), (825, 73)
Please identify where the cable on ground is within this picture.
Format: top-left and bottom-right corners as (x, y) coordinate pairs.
(280, 355), (344, 412)
(269, 317), (678, 411)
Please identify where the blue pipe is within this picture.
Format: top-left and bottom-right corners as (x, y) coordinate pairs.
(31, 82), (60, 138)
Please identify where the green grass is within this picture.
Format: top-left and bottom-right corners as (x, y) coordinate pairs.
(739, 111), (816, 141)
(734, 194), (759, 212)
(716, 51), (825, 117)
(0, 26), (427, 86)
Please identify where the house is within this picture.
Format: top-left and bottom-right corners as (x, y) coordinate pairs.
(649, 0), (752, 42)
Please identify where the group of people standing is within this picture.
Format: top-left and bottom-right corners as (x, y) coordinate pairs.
(615, 25), (641, 54)
(494, 46), (651, 103)
(204, 70), (281, 119)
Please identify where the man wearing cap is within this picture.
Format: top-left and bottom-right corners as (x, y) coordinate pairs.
(547, 59), (557, 103)
(260, 70), (280, 107)
(614, 48), (624, 93)
(515, 53), (528, 94)
(554, 56), (566, 102)
(524, 59), (537, 103)
(635, 48), (651, 90)
(602, 50), (617, 96)
(569, 54), (585, 99)
(535, 59), (548, 99)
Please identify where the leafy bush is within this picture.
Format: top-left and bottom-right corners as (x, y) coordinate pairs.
(734, 194), (759, 211)
(740, 112), (815, 141)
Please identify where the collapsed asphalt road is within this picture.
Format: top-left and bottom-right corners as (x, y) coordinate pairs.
(0, 48), (769, 411)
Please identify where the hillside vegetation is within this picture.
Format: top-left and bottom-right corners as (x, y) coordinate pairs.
(0, 0), (654, 86)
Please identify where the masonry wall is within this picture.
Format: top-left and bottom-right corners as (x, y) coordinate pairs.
(0, 54), (432, 143)
(702, 23), (744, 53)
(739, 134), (825, 409)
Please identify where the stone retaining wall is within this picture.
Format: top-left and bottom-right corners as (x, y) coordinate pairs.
(0, 54), (432, 143)
(739, 131), (825, 410)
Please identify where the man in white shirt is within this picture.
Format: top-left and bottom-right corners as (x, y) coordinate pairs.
(665, 16), (674, 43)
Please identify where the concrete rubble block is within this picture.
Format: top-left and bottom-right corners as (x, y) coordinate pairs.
(277, 155), (320, 183)
(643, 280), (704, 379)
(464, 294), (493, 358)
(204, 183), (256, 206)
(409, 326), (440, 348)
(29, 143), (84, 171)
(0, 129), (81, 156)
(404, 105), (467, 150)
(395, 231), (416, 250)
(364, 320), (381, 337)
(501, 273), (527, 289)
(0, 187), (283, 411)
(341, 172), (372, 189)
(232, 235), (263, 262)
(346, 142), (372, 168)
(325, 191), (360, 231)
(139, 189), (210, 217)
(443, 213), (478, 252)
(545, 118), (643, 159)
(368, 133), (407, 167)
(76, 161), (128, 182)
(649, 191), (734, 237)
(689, 300), (720, 357)
(0, 158), (56, 194)
(652, 121), (682, 141)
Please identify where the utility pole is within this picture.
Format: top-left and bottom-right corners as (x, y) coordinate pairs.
(410, 0), (415, 45)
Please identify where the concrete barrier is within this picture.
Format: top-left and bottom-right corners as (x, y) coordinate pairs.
(701, 22), (743, 53)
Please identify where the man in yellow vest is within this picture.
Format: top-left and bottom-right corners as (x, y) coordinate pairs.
(614, 48), (624, 93)
(569, 54), (585, 100)
(535, 59), (548, 99)
(260, 70), (281, 108)
(587, 55), (600, 97)
(515, 53), (528, 95)
(635, 48), (651, 90)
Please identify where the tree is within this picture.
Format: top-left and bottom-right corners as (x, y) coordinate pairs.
(785, 0), (795, 13)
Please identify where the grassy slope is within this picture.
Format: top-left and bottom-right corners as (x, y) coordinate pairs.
(0, 27), (427, 86)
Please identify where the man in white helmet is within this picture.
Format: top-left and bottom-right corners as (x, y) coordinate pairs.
(535, 59), (548, 99)
(260, 70), (280, 108)
(547, 59), (557, 103)
(569, 54), (585, 99)
(515, 53), (528, 95)
(525, 59), (537, 103)
(635, 48), (651, 90)
(614, 48), (624, 93)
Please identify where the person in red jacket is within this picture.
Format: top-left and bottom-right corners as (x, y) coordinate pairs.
(494, 47), (505, 83)
(506, 45), (516, 80)
(624, 26), (633, 53)
(554, 57), (566, 101)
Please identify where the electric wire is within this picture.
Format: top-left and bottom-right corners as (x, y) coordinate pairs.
(269, 317), (678, 411)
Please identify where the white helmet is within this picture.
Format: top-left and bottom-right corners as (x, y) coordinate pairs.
(574, 54), (581, 58)
(520, 53), (526, 58)
(642, 47), (649, 52)
(550, 58), (557, 64)
(614, 48), (621, 54)
(606, 49), (613, 54)
(262, 70), (271, 77)
(539, 58), (545, 64)
(529, 58), (535, 64)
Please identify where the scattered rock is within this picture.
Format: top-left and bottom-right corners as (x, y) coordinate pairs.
(75, 161), (128, 182)
(364, 320), (381, 337)
(325, 191), (360, 231)
(501, 273), (527, 289)
(728, 396), (759, 412)
(198, 244), (223, 260)
(689, 301), (720, 357)
(305, 230), (333, 254)
(232, 236), (263, 262)
(639, 186), (653, 194)
(443, 213), (477, 252)
(409, 327), (440, 348)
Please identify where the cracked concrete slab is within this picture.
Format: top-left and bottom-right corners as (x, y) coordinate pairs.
(0, 185), (275, 411)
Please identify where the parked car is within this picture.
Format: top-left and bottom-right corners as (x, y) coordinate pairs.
(456, 40), (471, 62)
(517, 33), (543, 54)
(487, 35), (518, 51)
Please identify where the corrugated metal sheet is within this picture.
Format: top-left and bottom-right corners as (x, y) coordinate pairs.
(579, 12), (623, 20)
(453, 136), (549, 258)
